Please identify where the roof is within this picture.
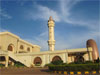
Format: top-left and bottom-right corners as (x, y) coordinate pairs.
(0, 31), (40, 48)
(16, 48), (92, 56)
(0, 31), (19, 39)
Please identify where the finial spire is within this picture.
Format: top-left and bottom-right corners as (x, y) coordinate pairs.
(49, 16), (53, 21)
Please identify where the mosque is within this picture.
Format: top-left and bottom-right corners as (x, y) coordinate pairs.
(0, 16), (99, 67)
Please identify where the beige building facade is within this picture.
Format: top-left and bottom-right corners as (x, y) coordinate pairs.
(0, 17), (97, 67)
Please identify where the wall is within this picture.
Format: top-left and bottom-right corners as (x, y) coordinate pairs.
(0, 34), (18, 53)
(0, 32), (40, 53)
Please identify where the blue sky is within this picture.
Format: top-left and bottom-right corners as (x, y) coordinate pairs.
(0, 0), (100, 54)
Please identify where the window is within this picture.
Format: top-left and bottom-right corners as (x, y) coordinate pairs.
(0, 46), (1, 49)
(20, 45), (24, 50)
(27, 47), (30, 51)
(8, 45), (13, 51)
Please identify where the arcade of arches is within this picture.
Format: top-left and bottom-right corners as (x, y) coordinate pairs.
(34, 56), (62, 66)
(33, 55), (85, 66)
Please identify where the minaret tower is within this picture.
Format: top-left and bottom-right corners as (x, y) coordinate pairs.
(48, 16), (55, 51)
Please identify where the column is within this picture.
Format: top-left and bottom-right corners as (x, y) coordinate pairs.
(89, 51), (92, 61)
(46, 54), (50, 64)
(87, 47), (93, 61)
(17, 39), (19, 53)
(42, 55), (46, 67)
(66, 52), (68, 63)
(5, 56), (9, 67)
(62, 53), (66, 63)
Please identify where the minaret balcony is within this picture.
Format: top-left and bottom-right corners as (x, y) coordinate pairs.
(48, 40), (55, 45)
(48, 22), (55, 27)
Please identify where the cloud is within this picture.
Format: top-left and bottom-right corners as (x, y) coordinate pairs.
(25, 31), (70, 51)
(25, 30), (70, 51)
(16, 0), (29, 6)
(90, 31), (100, 37)
(25, 31), (48, 51)
(26, 0), (99, 30)
(59, 0), (99, 30)
(65, 18), (99, 29)
(55, 35), (71, 50)
(60, 0), (79, 17)
(0, 28), (10, 32)
(25, 0), (99, 31)
(24, 0), (100, 51)
(27, 3), (60, 22)
(0, 9), (12, 19)
(24, 29), (100, 51)
(55, 30), (100, 50)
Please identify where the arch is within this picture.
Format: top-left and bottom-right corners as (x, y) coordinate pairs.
(8, 44), (14, 51)
(20, 45), (24, 50)
(74, 55), (84, 62)
(9, 57), (15, 66)
(27, 47), (30, 51)
(34, 57), (42, 66)
(0, 56), (5, 61)
(0, 46), (1, 49)
(52, 56), (62, 62)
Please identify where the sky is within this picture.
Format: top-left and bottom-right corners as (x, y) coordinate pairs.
(0, 0), (100, 54)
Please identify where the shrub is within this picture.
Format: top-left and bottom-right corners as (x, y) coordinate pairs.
(84, 61), (93, 64)
(69, 61), (93, 64)
(0, 64), (5, 67)
(35, 64), (41, 66)
(14, 61), (25, 67)
(48, 63), (99, 71)
(69, 62), (76, 64)
(45, 63), (53, 67)
(94, 58), (99, 63)
(51, 60), (63, 65)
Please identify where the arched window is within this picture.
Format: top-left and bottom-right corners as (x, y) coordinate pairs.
(74, 55), (84, 62)
(52, 56), (62, 62)
(0, 46), (1, 49)
(20, 45), (24, 50)
(8, 44), (14, 51)
(34, 57), (42, 65)
(27, 47), (30, 51)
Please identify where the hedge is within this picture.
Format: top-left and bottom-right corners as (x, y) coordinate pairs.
(14, 61), (25, 67)
(51, 60), (63, 65)
(48, 63), (100, 71)
(0, 64), (5, 67)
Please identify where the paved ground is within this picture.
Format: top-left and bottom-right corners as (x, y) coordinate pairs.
(0, 68), (99, 75)
(0, 67), (53, 75)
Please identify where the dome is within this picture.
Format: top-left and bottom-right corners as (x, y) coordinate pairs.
(87, 39), (99, 60)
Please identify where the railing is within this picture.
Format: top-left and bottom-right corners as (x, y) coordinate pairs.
(8, 51), (30, 67)
(0, 50), (8, 55)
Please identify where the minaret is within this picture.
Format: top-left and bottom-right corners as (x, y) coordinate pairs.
(48, 16), (55, 51)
